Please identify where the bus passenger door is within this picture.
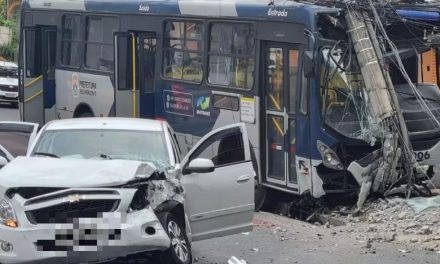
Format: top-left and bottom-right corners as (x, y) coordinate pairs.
(22, 28), (43, 125)
(263, 43), (300, 190)
(138, 33), (157, 119)
(41, 28), (57, 123)
(115, 32), (157, 118)
(115, 33), (137, 117)
(21, 26), (56, 125)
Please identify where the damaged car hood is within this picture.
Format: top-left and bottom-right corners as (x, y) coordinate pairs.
(0, 157), (156, 188)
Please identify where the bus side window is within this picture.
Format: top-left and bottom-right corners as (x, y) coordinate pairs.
(25, 29), (42, 77)
(208, 23), (255, 90)
(61, 14), (82, 68)
(162, 20), (203, 83)
(85, 16), (119, 72)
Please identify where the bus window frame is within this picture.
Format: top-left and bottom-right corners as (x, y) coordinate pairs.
(60, 13), (83, 70)
(205, 20), (256, 91)
(114, 32), (133, 91)
(23, 27), (42, 78)
(299, 51), (309, 116)
(160, 18), (205, 85)
(83, 14), (120, 74)
(139, 33), (157, 94)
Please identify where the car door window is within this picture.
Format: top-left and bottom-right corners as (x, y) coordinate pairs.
(0, 149), (7, 160)
(0, 123), (35, 157)
(189, 127), (245, 167)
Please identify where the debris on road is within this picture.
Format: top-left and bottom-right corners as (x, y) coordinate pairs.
(406, 196), (440, 213)
(228, 256), (247, 264)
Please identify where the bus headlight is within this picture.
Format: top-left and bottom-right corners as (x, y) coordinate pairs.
(317, 141), (344, 170)
(0, 200), (18, 228)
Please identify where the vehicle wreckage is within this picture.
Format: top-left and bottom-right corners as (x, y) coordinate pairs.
(299, 0), (440, 211)
(0, 118), (255, 264)
(0, 157), (181, 262)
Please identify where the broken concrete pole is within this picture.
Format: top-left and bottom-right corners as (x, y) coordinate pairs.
(345, 9), (408, 211)
(345, 10), (394, 123)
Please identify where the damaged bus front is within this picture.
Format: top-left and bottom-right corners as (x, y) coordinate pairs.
(305, 8), (440, 203)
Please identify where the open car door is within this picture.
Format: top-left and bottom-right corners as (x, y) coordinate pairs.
(180, 123), (255, 242)
(0, 122), (39, 162)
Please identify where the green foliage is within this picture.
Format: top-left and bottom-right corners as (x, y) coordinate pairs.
(0, 0), (19, 61)
(0, 44), (15, 60)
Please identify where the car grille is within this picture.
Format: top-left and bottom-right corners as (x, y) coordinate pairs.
(0, 85), (17, 92)
(26, 199), (120, 224)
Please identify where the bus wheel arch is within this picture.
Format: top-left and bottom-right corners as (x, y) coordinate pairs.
(73, 104), (94, 118)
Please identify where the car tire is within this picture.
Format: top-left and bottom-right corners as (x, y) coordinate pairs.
(158, 212), (192, 264)
(11, 102), (18, 108)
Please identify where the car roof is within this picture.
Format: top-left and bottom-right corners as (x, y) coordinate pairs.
(44, 118), (166, 132)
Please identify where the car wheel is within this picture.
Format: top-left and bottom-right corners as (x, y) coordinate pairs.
(158, 212), (192, 264)
(11, 102), (18, 108)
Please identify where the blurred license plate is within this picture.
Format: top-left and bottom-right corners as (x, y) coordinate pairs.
(5, 93), (16, 98)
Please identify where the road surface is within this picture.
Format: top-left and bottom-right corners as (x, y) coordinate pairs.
(0, 104), (19, 121)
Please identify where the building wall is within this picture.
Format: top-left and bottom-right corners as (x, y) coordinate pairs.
(420, 49), (438, 86)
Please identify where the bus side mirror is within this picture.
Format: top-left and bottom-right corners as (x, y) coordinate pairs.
(303, 51), (315, 78)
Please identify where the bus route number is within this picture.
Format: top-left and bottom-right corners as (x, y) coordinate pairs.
(414, 151), (430, 161)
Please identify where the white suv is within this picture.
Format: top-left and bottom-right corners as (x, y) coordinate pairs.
(0, 61), (18, 108)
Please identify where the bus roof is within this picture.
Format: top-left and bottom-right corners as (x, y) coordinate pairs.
(22, 0), (338, 24)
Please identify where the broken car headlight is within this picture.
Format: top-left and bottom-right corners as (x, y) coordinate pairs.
(128, 185), (150, 212)
(317, 140), (344, 171)
(0, 200), (18, 228)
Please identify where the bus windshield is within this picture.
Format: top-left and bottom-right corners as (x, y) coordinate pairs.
(320, 44), (370, 140)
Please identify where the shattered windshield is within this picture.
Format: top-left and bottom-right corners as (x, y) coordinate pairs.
(32, 129), (170, 170)
(321, 44), (370, 140)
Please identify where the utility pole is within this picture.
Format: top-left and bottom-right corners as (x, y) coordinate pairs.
(346, 8), (415, 209)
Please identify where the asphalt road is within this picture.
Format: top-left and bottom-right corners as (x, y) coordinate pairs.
(0, 103), (19, 121)
(0, 107), (439, 263)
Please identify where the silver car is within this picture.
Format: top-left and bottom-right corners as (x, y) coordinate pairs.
(0, 118), (255, 264)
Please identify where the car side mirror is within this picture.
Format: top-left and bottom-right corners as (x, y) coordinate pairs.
(184, 158), (215, 174)
(0, 156), (8, 167)
(303, 51), (315, 78)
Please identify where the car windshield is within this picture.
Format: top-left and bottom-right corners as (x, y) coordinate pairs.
(0, 67), (18, 78)
(0, 123), (34, 157)
(32, 129), (170, 170)
(321, 45), (369, 140)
